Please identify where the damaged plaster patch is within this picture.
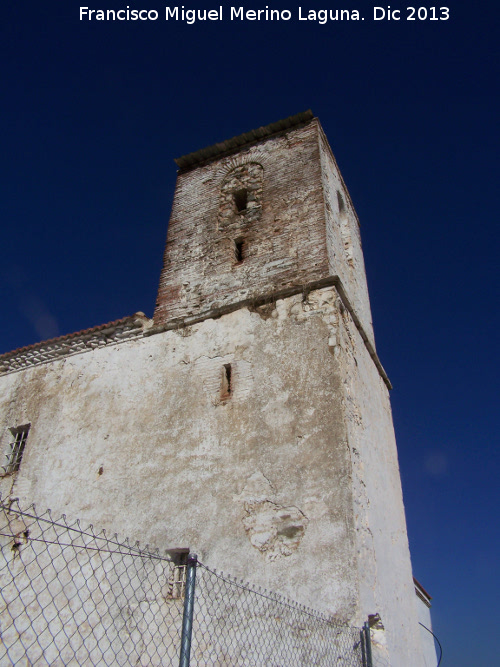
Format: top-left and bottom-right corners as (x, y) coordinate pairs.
(368, 615), (390, 665)
(237, 474), (308, 560)
(242, 500), (308, 560)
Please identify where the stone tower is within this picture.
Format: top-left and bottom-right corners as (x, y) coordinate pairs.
(0, 112), (427, 665)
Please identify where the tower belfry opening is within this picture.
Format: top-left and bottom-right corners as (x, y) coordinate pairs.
(233, 189), (248, 212)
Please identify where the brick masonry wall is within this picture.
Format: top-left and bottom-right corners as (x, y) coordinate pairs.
(154, 120), (329, 325)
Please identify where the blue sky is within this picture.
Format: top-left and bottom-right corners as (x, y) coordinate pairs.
(2, 1), (499, 663)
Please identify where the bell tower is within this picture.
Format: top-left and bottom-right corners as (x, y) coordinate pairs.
(154, 111), (374, 345)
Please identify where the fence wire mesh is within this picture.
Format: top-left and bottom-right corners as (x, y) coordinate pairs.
(0, 498), (182, 666)
(0, 498), (365, 666)
(190, 562), (364, 666)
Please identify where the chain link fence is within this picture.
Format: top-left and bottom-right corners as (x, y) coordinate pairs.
(0, 498), (183, 665)
(189, 561), (365, 666)
(0, 498), (369, 666)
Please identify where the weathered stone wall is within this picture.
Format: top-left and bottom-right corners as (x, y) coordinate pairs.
(0, 288), (359, 619)
(318, 126), (375, 348)
(336, 299), (424, 664)
(154, 120), (330, 326)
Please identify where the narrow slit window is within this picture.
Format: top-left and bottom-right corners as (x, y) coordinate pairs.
(337, 191), (346, 216)
(5, 425), (30, 474)
(233, 189), (248, 212)
(235, 239), (245, 263)
(221, 363), (232, 399)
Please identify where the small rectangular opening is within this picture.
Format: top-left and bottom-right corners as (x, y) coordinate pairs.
(235, 239), (244, 264)
(4, 425), (30, 474)
(337, 190), (346, 215)
(233, 189), (248, 212)
(221, 363), (232, 399)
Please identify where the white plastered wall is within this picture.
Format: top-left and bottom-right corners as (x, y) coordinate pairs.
(0, 289), (360, 621)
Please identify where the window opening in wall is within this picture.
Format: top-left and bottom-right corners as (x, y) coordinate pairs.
(233, 189), (248, 212)
(235, 239), (245, 264)
(337, 190), (346, 215)
(221, 363), (232, 400)
(4, 424), (30, 474)
(218, 164), (263, 230)
(166, 549), (189, 599)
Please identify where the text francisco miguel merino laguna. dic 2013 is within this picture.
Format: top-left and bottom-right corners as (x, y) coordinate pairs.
(79, 6), (451, 24)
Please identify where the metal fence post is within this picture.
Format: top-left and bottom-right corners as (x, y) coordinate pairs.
(360, 627), (367, 667)
(179, 553), (198, 667)
(363, 621), (373, 667)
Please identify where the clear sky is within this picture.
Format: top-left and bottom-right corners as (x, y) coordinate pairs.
(2, 1), (498, 664)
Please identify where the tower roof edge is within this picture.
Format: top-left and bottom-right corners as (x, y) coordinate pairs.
(174, 110), (315, 172)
